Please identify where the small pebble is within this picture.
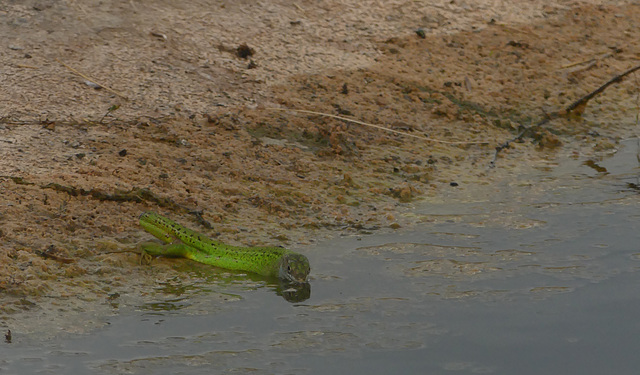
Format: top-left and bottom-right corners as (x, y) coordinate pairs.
(85, 80), (102, 89)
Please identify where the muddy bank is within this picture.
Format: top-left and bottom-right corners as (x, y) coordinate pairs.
(1, 1), (639, 333)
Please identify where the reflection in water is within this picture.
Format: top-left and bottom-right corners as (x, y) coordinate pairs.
(275, 281), (311, 302)
(623, 180), (640, 193)
(582, 159), (608, 174)
(142, 263), (311, 309)
(141, 299), (191, 311)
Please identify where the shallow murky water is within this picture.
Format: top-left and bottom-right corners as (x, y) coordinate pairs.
(3, 141), (640, 374)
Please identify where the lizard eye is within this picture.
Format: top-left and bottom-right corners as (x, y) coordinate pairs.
(287, 265), (291, 272)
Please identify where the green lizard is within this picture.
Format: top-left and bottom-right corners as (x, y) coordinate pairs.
(138, 211), (310, 283)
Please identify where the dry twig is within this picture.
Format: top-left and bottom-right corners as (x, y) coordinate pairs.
(564, 64), (640, 115)
(491, 63), (640, 167)
(560, 52), (613, 69)
(268, 107), (489, 145)
(55, 58), (129, 100)
(16, 64), (39, 69)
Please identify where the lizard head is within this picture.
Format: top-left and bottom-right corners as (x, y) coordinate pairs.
(279, 253), (311, 283)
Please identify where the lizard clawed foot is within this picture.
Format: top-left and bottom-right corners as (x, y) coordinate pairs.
(137, 249), (154, 266)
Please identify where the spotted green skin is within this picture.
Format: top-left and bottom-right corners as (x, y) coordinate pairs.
(139, 211), (310, 283)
